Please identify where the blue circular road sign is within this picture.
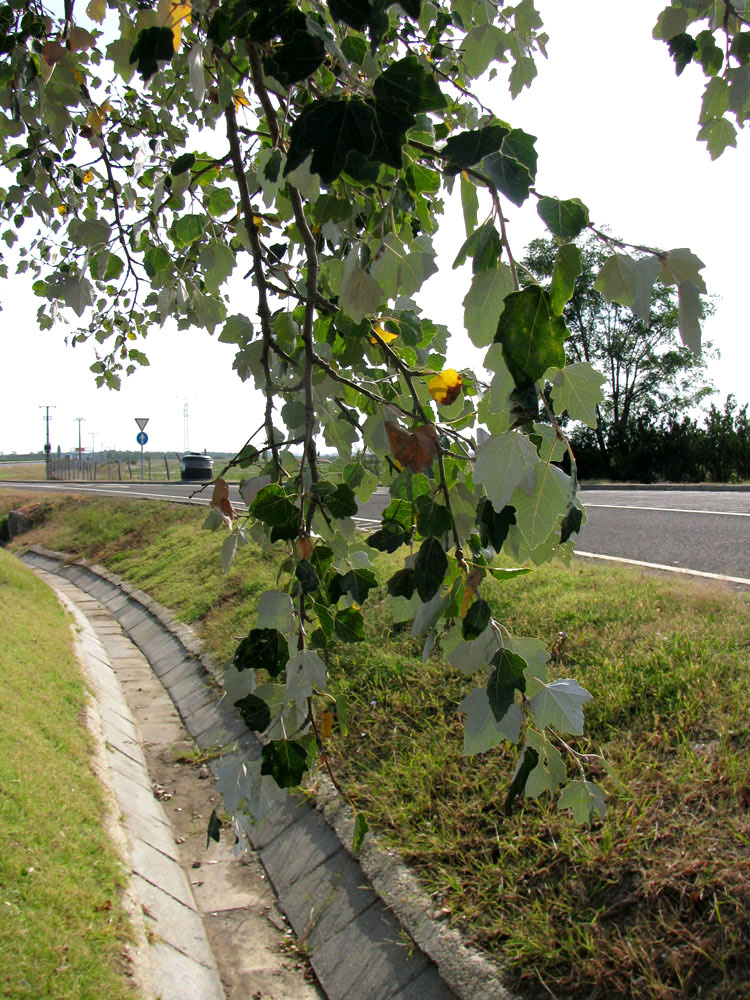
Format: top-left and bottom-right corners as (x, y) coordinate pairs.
(136, 431), (148, 446)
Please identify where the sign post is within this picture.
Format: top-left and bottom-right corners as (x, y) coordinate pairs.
(135, 418), (149, 480)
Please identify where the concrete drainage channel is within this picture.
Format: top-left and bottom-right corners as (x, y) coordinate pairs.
(20, 544), (513, 1000)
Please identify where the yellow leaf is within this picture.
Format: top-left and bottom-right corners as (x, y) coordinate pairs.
(57, 204), (67, 215)
(428, 368), (463, 405)
(86, 0), (106, 22)
(370, 321), (398, 345)
(233, 89), (250, 109)
(321, 711), (334, 741)
(252, 215), (266, 233)
(83, 170), (94, 183)
(86, 101), (111, 135)
(126, 332), (136, 340)
(157, 0), (191, 49)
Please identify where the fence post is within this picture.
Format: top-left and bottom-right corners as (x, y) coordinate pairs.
(164, 454), (170, 480)
(117, 460), (122, 480)
(148, 455), (151, 480)
(127, 460), (133, 479)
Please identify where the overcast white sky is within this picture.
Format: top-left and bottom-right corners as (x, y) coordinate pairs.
(1, 1), (748, 456)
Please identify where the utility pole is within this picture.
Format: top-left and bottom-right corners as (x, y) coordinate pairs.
(40, 405), (55, 479)
(74, 417), (85, 477)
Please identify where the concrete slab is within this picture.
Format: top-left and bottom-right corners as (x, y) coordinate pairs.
(310, 902), (429, 1000)
(130, 837), (195, 909)
(259, 807), (341, 895)
(122, 808), (180, 861)
(279, 848), (378, 951)
(108, 767), (173, 831)
(394, 964), (459, 999)
(132, 873), (217, 969)
(148, 942), (224, 1000)
(151, 941), (225, 1000)
(247, 794), (307, 850)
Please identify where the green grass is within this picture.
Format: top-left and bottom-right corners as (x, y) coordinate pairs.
(0, 546), (139, 1000)
(3, 488), (749, 999)
(0, 461), (47, 481)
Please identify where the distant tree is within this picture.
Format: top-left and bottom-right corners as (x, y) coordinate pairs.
(522, 236), (715, 471)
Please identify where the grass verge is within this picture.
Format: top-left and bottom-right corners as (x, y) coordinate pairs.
(0, 544), (139, 1000)
(3, 488), (749, 999)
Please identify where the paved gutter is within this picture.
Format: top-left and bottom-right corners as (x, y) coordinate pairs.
(21, 544), (514, 1000)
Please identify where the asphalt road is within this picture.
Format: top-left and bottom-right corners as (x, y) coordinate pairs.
(3, 480), (748, 586)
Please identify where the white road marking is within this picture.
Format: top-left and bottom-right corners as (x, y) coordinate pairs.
(576, 551), (750, 587)
(585, 503), (749, 518)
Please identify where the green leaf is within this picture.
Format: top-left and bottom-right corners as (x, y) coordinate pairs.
(234, 628), (289, 677)
(560, 503), (583, 544)
(480, 130), (538, 207)
(677, 280), (703, 353)
(171, 152), (196, 176)
(414, 536), (447, 602)
(458, 688), (522, 754)
(329, 0), (371, 31)
(319, 482), (358, 518)
(366, 521), (408, 552)
(352, 811), (369, 853)
(558, 779), (606, 825)
(512, 462), (570, 550)
(504, 746), (538, 814)
(334, 606), (366, 642)
(199, 241), (235, 294)
(339, 254), (382, 322)
(260, 740), (308, 788)
(169, 214), (205, 248)
(495, 285), (568, 389)
(285, 649), (327, 704)
(206, 186), (235, 217)
(463, 266), (515, 347)
(339, 567), (378, 604)
(68, 219), (111, 248)
(415, 494), (452, 537)
(462, 598), (491, 640)
(476, 498), (516, 552)
(460, 172), (479, 235)
(250, 484), (299, 527)
(509, 55), (537, 98)
(206, 809), (222, 847)
(442, 124), (509, 174)
(453, 222), (502, 273)
(234, 693), (271, 732)
(667, 32), (697, 75)
(461, 23), (505, 78)
(536, 197), (589, 240)
(524, 731), (567, 799)
(699, 77), (730, 123)
(474, 431), (539, 511)
(129, 26), (174, 81)
(659, 248), (707, 292)
(219, 314), (253, 346)
(264, 30), (326, 86)
(486, 648), (526, 721)
(548, 362), (606, 427)
(652, 6), (688, 41)
(341, 33), (368, 64)
(549, 242), (583, 315)
(697, 116), (737, 159)
(295, 558), (319, 594)
(529, 677), (592, 735)
(144, 245), (171, 279)
(286, 97), (377, 185)
(373, 56), (446, 113)
(387, 567), (416, 599)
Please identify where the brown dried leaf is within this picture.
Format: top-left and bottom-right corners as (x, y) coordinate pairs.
(385, 420), (438, 473)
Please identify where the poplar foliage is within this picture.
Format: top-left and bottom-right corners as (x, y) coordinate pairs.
(0, 0), (745, 839)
